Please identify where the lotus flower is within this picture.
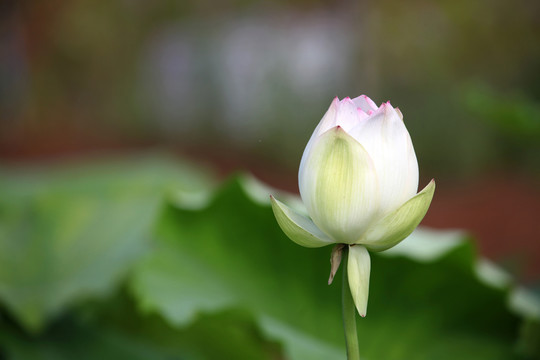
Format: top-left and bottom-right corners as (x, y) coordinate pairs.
(270, 95), (435, 316)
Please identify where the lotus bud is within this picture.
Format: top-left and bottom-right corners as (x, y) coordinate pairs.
(271, 95), (435, 317)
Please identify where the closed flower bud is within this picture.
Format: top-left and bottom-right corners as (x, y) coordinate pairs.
(271, 95), (435, 316)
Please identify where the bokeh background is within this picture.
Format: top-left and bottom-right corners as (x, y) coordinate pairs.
(2, 0), (539, 284)
(1, 0), (540, 358)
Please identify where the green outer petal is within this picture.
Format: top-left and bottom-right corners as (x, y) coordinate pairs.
(270, 196), (334, 248)
(361, 179), (436, 252)
(347, 245), (371, 317)
(300, 126), (380, 244)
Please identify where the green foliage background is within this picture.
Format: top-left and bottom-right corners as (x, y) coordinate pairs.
(0, 155), (539, 359)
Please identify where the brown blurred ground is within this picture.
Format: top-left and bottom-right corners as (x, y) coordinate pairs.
(424, 175), (540, 285)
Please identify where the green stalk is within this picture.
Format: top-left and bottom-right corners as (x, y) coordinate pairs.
(342, 247), (360, 360)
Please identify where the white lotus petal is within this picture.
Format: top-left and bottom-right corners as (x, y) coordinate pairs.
(395, 107), (403, 120)
(299, 97), (339, 190)
(347, 245), (371, 317)
(348, 103), (419, 215)
(351, 95), (378, 113)
(361, 180), (435, 252)
(357, 110), (370, 121)
(270, 196), (334, 248)
(312, 97), (340, 137)
(335, 98), (361, 132)
(299, 127), (380, 243)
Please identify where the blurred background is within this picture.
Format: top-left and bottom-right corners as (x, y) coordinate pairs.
(1, 0), (540, 298)
(1, 1), (540, 358)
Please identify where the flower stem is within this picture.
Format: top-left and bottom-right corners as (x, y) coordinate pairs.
(342, 247), (360, 360)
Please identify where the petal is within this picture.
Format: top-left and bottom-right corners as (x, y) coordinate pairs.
(312, 97), (340, 137)
(299, 97), (339, 189)
(270, 195), (334, 248)
(357, 109), (370, 121)
(328, 244), (346, 285)
(361, 180), (435, 252)
(299, 126), (380, 244)
(395, 107), (404, 120)
(351, 95), (378, 113)
(348, 103), (419, 215)
(347, 245), (371, 317)
(335, 98), (361, 132)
